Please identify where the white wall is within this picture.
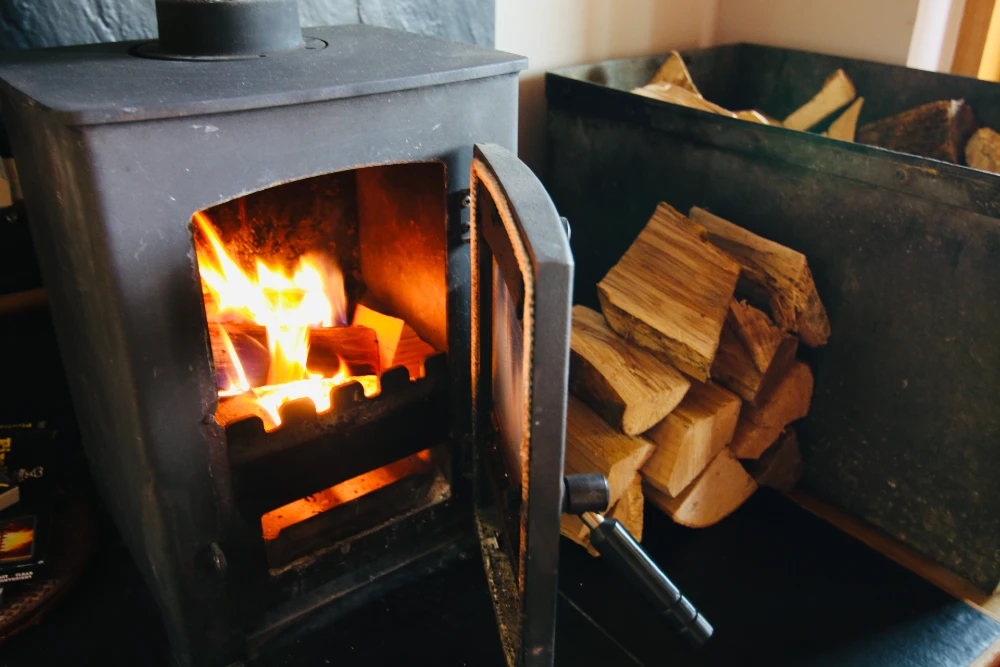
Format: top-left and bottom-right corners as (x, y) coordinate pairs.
(714, 0), (921, 66)
(495, 0), (720, 171)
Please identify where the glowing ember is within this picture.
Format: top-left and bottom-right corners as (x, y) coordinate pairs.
(194, 211), (376, 428)
(261, 449), (435, 541)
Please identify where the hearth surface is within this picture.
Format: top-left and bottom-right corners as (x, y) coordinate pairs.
(2, 491), (996, 667)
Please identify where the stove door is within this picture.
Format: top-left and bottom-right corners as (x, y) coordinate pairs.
(469, 144), (573, 667)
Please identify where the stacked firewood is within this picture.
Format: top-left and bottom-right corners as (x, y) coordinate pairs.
(632, 52), (1000, 173)
(561, 202), (828, 554)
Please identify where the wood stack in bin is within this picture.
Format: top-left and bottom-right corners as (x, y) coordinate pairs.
(561, 202), (826, 554)
(631, 51), (1000, 174)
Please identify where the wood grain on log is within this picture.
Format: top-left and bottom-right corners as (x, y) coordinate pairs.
(689, 207), (830, 347)
(645, 448), (756, 528)
(641, 381), (741, 497)
(598, 203), (741, 380)
(570, 305), (690, 435)
(857, 99), (980, 164)
(731, 361), (814, 459)
(743, 428), (803, 492)
(711, 323), (798, 406)
(966, 127), (1000, 173)
(565, 396), (654, 506)
(783, 69), (856, 131)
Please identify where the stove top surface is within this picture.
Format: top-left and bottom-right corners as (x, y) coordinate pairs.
(0, 24), (526, 126)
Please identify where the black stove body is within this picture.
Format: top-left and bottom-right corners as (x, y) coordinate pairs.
(0, 15), (572, 667)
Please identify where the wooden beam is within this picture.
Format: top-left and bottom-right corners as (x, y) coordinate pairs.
(689, 207), (831, 347)
(641, 381), (741, 497)
(569, 305), (691, 435)
(645, 448), (756, 528)
(952, 0), (998, 77)
(565, 396), (654, 506)
(599, 203), (741, 380)
(731, 361), (814, 460)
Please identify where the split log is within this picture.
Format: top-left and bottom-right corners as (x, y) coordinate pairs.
(728, 300), (784, 373)
(209, 322), (270, 389)
(569, 305), (691, 435)
(857, 99), (980, 164)
(743, 428), (803, 492)
(353, 304), (436, 379)
(565, 396), (654, 506)
(783, 69), (856, 131)
(826, 97), (864, 142)
(689, 207), (830, 347)
(735, 110), (781, 126)
(731, 361), (814, 459)
(649, 51), (701, 95)
(645, 448), (756, 528)
(561, 473), (644, 557)
(641, 381), (741, 497)
(965, 127), (1000, 173)
(307, 325), (380, 377)
(711, 323), (798, 406)
(632, 83), (738, 118)
(598, 203), (741, 380)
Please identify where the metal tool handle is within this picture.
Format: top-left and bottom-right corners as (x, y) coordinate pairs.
(582, 511), (713, 647)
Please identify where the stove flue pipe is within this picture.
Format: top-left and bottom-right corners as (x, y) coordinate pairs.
(155, 0), (304, 57)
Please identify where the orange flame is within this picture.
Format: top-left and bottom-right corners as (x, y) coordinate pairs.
(194, 211), (376, 428)
(0, 528), (33, 556)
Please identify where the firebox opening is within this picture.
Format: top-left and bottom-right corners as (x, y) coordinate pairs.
(190, 161), (452, 562)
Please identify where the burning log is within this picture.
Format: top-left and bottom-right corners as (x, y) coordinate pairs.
(645, 448), (757, 528)
(689, 207), (830, 347)
(307, 325), (380, 377)
(857, 99), (979, 164)
(565, 396), (653, 506)
(782, 69), (856, 131)
(353, 304), (437, 379)
(598, 203), (741, 380)
(730, 361), (814, 459)
(569, 305), (690, 436)
(640, 381), (741, 497)
(209, 323), (270, 389)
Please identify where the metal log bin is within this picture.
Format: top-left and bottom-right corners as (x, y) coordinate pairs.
(545, 43), (1000, 592)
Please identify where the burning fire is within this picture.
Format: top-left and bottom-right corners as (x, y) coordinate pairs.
(194, 211), (378, 428)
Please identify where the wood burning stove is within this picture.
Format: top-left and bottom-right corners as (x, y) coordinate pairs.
(0, 7), (574, 666)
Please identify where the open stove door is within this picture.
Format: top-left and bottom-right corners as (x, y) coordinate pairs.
(469, 144), (573, 667)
